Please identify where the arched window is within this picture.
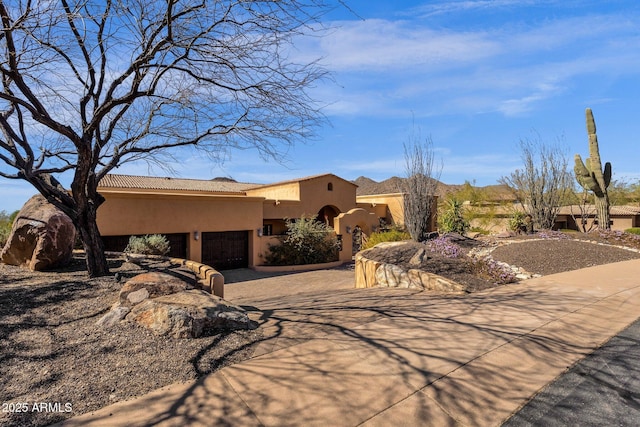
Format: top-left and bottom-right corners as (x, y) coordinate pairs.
(327, 182), (333, 191)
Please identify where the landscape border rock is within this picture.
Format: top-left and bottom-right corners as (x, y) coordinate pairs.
(355, 247), (466, 293)
(97, 272), (253, 338)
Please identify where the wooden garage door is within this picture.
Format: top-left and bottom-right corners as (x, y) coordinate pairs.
(201, 231), (248, 270)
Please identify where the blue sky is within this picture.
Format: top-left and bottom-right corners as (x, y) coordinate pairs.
(1, 0), (640, 212)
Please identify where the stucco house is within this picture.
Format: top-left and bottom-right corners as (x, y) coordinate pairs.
(555, 205), (640, 231)
(97, 173), (436, 270)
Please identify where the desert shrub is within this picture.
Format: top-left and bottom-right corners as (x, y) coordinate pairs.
(593, 229), (640, 250)
(362, 229), (411, 250)
(0, 227), (10, 247)
(536, 230), (570, 240)
(626, 228), (640, 236)
(266, 215), (340, 265)
(124, 234), (170, 256)
(426, 236), (463, 259)
(438, 198), (470, 234)
(508, 211), (526, 233)
(0, 210), (18, 247)
(470, 257), (517, 285)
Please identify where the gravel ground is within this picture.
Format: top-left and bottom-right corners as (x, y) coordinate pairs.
(0, 255), (263, 427)
(2, 231), (640, 427)
(490, 239), (640, 276)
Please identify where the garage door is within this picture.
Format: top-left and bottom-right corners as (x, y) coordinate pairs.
(201, 231), (248, 270)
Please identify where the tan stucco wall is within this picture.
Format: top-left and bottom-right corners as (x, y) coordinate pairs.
(299, 176), (357, 215)
(260, 177), (357, 221)
(356, 193), (405, 226)
(334, 208), (380, 262)
(246, 182), (300, 201)
(557, 214), (637, 232)
(356, 193), (438, 232)
(97, 191), (264, 265)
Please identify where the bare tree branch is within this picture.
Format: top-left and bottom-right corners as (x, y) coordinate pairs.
(500, 136), (572, 230)
(400, 131), (442, 241)
(0, 0), (332, 276)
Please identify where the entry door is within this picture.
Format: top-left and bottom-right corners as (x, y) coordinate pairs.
(202, 231), (249, 270)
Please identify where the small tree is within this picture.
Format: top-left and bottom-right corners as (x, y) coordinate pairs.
(500, 136), (572, 230)
(400, 133), (441, 241)
(567, 188), (597, 233)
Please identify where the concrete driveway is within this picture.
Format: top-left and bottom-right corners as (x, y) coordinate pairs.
(58, 259), (640, 426)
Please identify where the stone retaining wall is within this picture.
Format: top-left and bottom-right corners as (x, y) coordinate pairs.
(354, 250), (465, 293)
(169, 258), (225, 298)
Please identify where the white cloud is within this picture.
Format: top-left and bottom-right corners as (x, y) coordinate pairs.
(302, 8), (640, 120)
(313, 19), (500, 72)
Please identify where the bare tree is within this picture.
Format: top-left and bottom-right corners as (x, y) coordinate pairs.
(500, 136), (572, 230)
(567, 188), (597, 233)
(0, 0), (331, 276)
(400, 133), (441, 242)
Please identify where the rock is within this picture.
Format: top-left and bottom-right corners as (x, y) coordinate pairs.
(375, 263), (413, 288)
(407, 269), (465, 293)
(495, 231), (516, 238)
(118, 272), (190, 307)
(125, 289), (255, 338)
(96, 305), (131, 328)
(409, 248), (428, 266)
(0, 195), (76, 271)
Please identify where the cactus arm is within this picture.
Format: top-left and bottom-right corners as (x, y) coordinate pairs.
(604, 162), (612, 188)
(574, 154), (604, 197)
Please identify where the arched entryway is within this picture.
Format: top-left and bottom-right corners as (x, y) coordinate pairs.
(317, 205), (340, 228)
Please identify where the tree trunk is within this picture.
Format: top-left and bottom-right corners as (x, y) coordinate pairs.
(75, 203), (110, 277)
(595, 196), (611, 231)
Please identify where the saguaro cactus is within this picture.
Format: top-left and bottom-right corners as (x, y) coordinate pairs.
(574, 108), (612, 230)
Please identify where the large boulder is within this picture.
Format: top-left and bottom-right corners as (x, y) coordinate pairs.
(1, 195), (76, 271)
(118, 272), (190, 307)
(125, 289), (255, 338)
(98, 272), (253, 338)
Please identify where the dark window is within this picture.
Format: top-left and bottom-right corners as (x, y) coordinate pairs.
(327, 182), (333, 191)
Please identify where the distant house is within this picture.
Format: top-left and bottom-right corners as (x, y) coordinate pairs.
(555, 205), (640, 232)
(96, 173), (436, 270)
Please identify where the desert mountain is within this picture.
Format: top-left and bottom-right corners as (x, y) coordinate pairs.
(352, 176), (514, 201)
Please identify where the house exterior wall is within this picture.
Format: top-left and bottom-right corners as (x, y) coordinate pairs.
(558, 214), (637, 232)
(245, 182), (300, 201)
(356, 193), (405, 226)
(298, 176), (357, 215)
(97, 191), (264, 265)
(356, 193), (438, 232)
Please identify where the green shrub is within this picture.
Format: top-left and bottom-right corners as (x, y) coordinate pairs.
(0, 227), (10, 248)
(626, 228), (640, 235)
(266, 215), (340, 265)
(0, 210), (18, 248)
(362, 229), (411, 250)
(508, 211), (526, 233)
(438, 198), (470, 234)
(124, 234), (170, 256)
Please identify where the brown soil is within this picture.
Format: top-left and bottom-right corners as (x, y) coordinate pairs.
(2, 231), (640, 427)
